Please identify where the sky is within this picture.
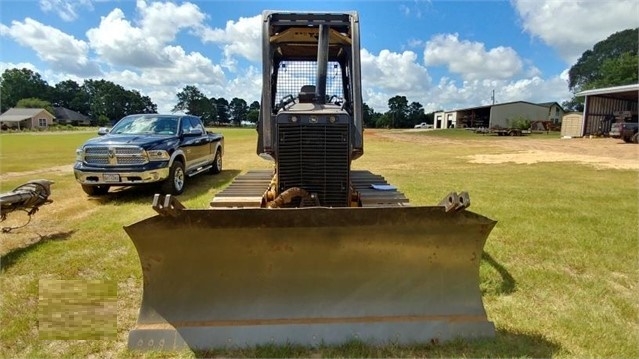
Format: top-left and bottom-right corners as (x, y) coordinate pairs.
(1, 0), (638, 114)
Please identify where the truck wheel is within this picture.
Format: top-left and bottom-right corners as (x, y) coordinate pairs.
(161, 160), (185, 195)
(209, 149), (222, 175)
(81, 184), (109, 196)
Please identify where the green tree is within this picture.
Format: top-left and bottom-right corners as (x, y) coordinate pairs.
(247, 101), (260, 124)
(173, 85), (204, 113)
(122, 90), (157, 115)
(78, 79), (156, 122)
(588, 52), (639, 89)
(407, 101), (426, 127)
(375, 113), (391, 128)
(16, 98), (54, 115)
(229, 98), (248, 126)
(387, 95), (409, 128)
(561, 98), (584, 112)
(424, 111), (437, 125)
(0, 68), (51, 112)
(51, 80), (81, 109)
(97, 114), (110, 126)
(216, 97), (230, 124)
(508, 116), (531, 130)
(568, 28), (638, 93)
(362, 102), (376, 128)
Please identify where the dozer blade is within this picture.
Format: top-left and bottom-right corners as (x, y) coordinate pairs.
(125, 206), (496, 351)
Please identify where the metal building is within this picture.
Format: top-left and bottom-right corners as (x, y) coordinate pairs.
(433, 101), (558, 130)
(576, 84), (639, 136)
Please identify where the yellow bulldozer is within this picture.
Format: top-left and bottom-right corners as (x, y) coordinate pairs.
(125, 11), (496, 351)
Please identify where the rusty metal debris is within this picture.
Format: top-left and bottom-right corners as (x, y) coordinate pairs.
(0, 179), (54, 233)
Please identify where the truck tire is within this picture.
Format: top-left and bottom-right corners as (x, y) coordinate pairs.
(209, 149), (222, 175)
(161, 160), (185, 195)
(81, 184), (109, 196)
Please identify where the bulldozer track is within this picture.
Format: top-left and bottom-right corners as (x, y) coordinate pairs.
(210, 170), (409, 208)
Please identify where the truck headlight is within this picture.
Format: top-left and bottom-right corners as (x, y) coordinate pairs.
(146, 150), (170, 161)
(75, 148), (84, 162)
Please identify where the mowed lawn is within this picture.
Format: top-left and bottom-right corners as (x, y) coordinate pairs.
(0, 128), (636, 358)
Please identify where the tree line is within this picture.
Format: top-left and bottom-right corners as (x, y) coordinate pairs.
(0, 68), (435, 128)
(0, 69), (157, 125)
(174, 84), (436, 128)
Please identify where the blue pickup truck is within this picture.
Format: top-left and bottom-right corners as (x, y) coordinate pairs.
(74, 114), (224, 196)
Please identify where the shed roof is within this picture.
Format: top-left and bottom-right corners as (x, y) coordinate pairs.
(450, 100), (549, 113)
(0, 108), (52, 122)
(576, 83), (639, 100)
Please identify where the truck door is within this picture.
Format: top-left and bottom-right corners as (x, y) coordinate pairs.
(180, 117), (211, 171)
(179, 117), (200, 171)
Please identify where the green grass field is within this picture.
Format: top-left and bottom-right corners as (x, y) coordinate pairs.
(0, 128), (636, 358)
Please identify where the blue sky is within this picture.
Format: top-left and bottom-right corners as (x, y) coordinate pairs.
(1, 0), (637, 113)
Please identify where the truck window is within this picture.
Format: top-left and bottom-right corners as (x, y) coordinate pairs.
(188, 117), (204, 132)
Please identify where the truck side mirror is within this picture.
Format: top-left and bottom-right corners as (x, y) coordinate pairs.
(98, 127), (110, 136)
(183, 128), (203, 137)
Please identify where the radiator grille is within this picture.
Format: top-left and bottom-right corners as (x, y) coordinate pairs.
(84, 146), (147, 166)
(277, 123), (350, 207)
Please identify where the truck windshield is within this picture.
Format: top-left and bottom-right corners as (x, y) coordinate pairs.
(110, 115), (178, 135)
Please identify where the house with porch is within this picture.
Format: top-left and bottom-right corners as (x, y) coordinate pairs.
(0, 108), (55, 130)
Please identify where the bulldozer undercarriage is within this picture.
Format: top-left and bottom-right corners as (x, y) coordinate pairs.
(209, 170), (411, 209)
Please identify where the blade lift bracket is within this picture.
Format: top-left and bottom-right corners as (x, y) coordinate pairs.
(151, 194), (186, 217)
(438, 191), (471, 212)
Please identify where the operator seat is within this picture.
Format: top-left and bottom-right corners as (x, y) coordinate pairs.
(299, 85), (316, 103)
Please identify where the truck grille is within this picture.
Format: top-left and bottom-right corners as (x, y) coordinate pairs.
(84, 146), (147, 166)
(277, 123), (350, 207)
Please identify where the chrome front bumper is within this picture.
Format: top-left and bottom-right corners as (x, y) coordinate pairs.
(74, 167), (170, 186)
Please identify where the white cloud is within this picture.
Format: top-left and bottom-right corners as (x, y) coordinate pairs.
(358, 46), (570, 113)
(84, 1), (224, 90)
(361, 49), (432, 93)
(39, 0), (93, 22)
(513, 0), (639, 63)
(0, 18), (100, 76)
(424, 34), (523, 80)
(86, 1), (207, 68)
(422, 74), (571, 113)
(86, 8), (163, 67)
(136, 0), (205, 44)
(198, 15), (262, 70)
(360, 48), (432, 111)
(0, 62), (38, 73)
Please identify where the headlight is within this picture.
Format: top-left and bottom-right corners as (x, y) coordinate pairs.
(75, 148), (84, 162)
(146, 150), (170, 161)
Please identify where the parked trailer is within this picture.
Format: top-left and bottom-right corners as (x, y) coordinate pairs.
(490, 128), (528, 136)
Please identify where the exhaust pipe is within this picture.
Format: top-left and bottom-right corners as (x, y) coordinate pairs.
(315, 24), (329, 104)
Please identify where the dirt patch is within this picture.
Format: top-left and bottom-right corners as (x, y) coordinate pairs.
(466, 150), (638, 170)
(0, 165), (73, 181)
(374, 131), (639, 170)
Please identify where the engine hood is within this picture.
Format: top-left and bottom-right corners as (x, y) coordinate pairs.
(82, 134), (176, 149)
